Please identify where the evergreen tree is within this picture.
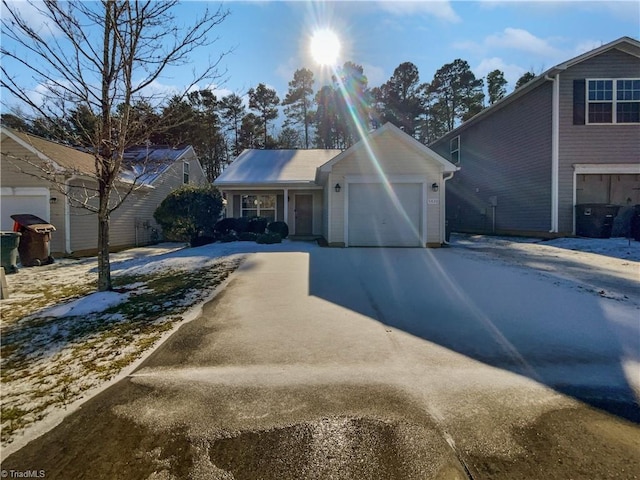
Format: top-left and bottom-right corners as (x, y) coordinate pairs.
(332, 61), (372, 147)
(282, 68), (315, 149)
(429, 59), (484, 131)
(375, 62), (423, 136)
(219, 93), (246, 158)
(314, 85), (340, 149)
(515, 71), (537, 89)
(248, 83), (280, 148)
(487, 69), (507, 104)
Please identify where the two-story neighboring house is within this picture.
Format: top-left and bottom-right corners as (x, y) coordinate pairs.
(1, 127), (207, 256)
(430, 36), (640, 238)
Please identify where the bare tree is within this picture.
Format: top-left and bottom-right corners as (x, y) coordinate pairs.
(1, 0), (230, 291)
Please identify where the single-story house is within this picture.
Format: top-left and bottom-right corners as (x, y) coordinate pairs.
(429, 36), (640, 237)
(214, 122), (458, 247)
(1, 127), (207, 256)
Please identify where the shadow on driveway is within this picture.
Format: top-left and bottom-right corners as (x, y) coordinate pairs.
(308, 247), (640, 423)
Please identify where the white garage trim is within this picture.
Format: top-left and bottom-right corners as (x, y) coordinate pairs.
(344, 176), (426, 247)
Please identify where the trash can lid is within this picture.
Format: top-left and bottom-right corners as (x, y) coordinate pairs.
(10, 214), (56, 232)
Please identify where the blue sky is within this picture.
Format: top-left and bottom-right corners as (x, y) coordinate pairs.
(1, 1), (639, 114)
(176, 1), (639, 98)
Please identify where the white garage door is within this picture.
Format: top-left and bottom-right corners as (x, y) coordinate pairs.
(0, 189), (50, 230)
(348, 183), (423, 247)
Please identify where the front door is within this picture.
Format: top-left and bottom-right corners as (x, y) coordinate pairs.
(295, 194), (313, 235)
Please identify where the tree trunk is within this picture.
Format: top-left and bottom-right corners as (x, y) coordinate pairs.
(97, 208), (112, 291)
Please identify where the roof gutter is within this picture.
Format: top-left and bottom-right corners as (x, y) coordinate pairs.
(544, 72), (560, 233)
(441, 171), (456, 245)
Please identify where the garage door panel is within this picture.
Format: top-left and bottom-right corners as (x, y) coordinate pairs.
(348, 183), (422, 247)
(1, 195), (49, 230)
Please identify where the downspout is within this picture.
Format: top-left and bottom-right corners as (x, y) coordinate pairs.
(64, 175), (80, 254)
(442, 171), (456, 245)
(545, 73), (560, 233)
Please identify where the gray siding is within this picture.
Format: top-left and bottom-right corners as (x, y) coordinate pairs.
(558, 49), (640, 233)
(434, 83), (553, 235)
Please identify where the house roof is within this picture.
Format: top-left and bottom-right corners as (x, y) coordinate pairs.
(319, 122), (458, 174)
(120, 145), (196, 185)
(214, 148), (342, 186)
(1, 127), (200, 187)
(430, 36), (640, 146)
(2, 127), (96, 176)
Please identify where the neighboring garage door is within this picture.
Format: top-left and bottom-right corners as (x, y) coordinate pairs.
(348, 182), (422, 247)
(0, 188), (49, 230)
(576, 174), (640, 205)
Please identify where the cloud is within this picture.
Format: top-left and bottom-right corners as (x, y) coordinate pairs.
(376, 1), (461, 23)
(474, 57), (527, 88)
(2, 1), (62, 37)
(485, 28), (561, 59)
(573, 39), (605, 56)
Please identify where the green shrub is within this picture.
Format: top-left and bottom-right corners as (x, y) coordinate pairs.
(154, 185), (223, 243)
(219, 232), (238, 243)
(267, 221), (289, 239)
(256, 232), (282, 244)
(247, 217), (268, 234)
(234, 217), (250, 234)
(239, 232), (258, 242)
(214, 218), (237, 235)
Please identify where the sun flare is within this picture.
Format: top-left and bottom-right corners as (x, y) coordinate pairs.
(310, 28), (341, 66)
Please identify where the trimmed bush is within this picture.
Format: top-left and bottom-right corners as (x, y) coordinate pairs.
(219, 232), (238, 243)
(214, 218), (237, 235)
(256, 232), (282, 244)
(267, 221), (289, 239)
(239, 232), (258, 242)
(247, 217), (268, 234)
(234, 217), (250, 234)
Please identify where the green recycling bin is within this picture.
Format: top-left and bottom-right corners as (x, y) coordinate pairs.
(0, 231), (22, 274)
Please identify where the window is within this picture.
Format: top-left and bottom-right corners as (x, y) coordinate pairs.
(183, 162), (190, 184)
(587, 79), (640, 124)
(241, 195), (276, 222)
(450, 136), (460, 164)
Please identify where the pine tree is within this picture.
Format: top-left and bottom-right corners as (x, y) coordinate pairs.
(282, 68), (315, 149)
(487, 69), (507, 104)
(248, 83), (280, 148)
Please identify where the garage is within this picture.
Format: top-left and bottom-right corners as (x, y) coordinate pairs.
(0, 187), (50, 230)
(347, 182), (423, 247)
(576, 174), (640, 205)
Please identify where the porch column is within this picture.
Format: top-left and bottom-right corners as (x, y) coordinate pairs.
(283, 188), (289, 224)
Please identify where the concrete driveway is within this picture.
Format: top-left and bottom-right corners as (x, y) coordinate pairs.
(2, 245), (639, 479)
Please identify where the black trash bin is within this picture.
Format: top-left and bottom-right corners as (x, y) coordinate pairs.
(575, 204), (620, 238)
(0, 231), (22, 273)
(631, 205), (640, 242)
(10, 214), (56, 267)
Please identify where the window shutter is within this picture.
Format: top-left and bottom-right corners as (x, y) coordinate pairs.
(573, 79), (586, 125)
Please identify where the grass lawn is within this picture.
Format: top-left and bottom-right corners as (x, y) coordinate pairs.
(0, 253), (241, 446)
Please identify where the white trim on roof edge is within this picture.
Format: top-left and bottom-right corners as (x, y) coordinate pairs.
(320, 123), (458, 173)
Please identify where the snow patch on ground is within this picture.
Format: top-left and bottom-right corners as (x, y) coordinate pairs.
(43, 291), (130, 318)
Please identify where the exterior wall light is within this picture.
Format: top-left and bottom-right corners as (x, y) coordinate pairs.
(334, 183), (341, 192)
(431, 182), (439, 192)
